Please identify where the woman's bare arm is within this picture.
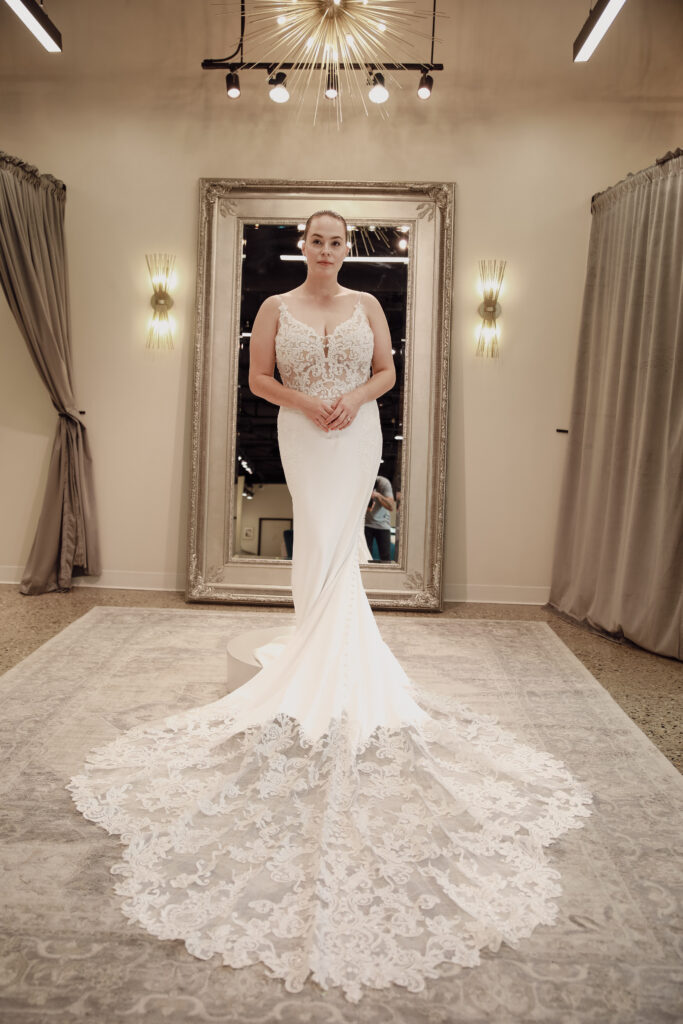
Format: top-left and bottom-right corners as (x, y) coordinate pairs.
(248, 295), (337, 431)
(248, 296), (311, 411)
(357, 292), (397, 400)
(324, 292), (396, 427)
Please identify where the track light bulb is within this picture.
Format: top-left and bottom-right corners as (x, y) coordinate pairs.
(325, 69), (338, 100)
(417, 72), (433, 100)
(268, 72), (289, 103)
(368, 72), (388, 104)
(226, 71), (241, 99)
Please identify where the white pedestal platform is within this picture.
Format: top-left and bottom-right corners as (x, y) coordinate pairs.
(226, 626), (296, 688)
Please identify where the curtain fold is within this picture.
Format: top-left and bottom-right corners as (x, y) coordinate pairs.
(549, 155), (683, 660)
(0, 151), (101, 594)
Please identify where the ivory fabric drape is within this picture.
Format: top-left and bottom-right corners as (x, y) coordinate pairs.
(549, 153), (683, 660)
(0, 151), (101, 593)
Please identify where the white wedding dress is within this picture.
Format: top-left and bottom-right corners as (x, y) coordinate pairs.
(67, 294), (593, 1003)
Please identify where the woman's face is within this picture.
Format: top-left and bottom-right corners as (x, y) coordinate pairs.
(301, 215), (347, 276)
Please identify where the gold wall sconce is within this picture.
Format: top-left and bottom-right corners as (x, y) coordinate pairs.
(145, 253), (176, 349)
(475, 259), (506, 359)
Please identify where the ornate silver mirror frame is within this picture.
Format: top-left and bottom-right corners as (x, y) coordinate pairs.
(186, 179), (454, 610)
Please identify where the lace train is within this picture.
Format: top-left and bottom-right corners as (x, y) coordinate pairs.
(66, 680), (593, 1003)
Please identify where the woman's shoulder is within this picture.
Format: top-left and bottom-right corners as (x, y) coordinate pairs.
(269, 287), (306, 308)
(259, 292), (290, 314)
(353, 290), (383, 314)
(252, 294), (285, 330)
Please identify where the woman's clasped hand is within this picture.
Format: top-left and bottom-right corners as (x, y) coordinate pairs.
(305, 393), (362, 431)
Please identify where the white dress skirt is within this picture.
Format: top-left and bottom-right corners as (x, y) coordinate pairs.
(67, 295), (593, 1003)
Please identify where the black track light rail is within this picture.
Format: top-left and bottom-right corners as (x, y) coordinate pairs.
(203, 60), (444, 73)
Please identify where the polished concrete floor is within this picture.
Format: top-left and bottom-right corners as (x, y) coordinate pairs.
(1, 583), (680, 774)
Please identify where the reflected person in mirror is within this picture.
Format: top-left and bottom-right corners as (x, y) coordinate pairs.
(365, 475), (395, 561)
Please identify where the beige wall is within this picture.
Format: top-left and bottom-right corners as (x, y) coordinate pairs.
(235, 484), (293, 558)
(0, 0), (681, 600)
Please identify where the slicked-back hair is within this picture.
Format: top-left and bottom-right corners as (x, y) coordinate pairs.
(303, 209), (348, 242)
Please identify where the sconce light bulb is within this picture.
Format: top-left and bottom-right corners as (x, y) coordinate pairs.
(475, 259), (506, 358)
(146, 253), (177, 349)
(475, 322), (501, 358)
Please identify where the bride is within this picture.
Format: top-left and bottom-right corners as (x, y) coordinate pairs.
(67, 210), (593, 1004)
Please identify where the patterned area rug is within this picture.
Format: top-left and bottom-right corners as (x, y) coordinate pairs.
(0, 607), (681, 1024)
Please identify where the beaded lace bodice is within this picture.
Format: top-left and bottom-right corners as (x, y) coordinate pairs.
(275, 295), (375, 399)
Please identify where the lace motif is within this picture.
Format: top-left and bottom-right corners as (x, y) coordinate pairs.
(66, 684), (593, 1004)
(275, 297), (375, 400)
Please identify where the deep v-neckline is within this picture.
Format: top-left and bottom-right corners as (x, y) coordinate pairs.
(279, 296), (363, 358)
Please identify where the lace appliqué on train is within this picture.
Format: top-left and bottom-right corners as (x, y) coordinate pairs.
(66, 683), (593, 1004)
(275, 297), (375, 400)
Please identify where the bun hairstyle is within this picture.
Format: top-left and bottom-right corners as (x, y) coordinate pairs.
(303, 209), (349, 244)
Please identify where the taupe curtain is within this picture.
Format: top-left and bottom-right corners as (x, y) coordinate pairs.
(0, 151), (101, 593)
(549, 153), (683, 660)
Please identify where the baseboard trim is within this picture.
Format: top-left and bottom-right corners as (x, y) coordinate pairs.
(443, 583), (550, 605)
(1, 566), (550, 605)
(0, 566), (185, 592)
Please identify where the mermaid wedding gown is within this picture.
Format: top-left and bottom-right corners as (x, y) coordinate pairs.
(67, 295), (593, 1003)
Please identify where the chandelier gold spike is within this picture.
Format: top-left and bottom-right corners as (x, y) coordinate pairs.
(239, 0), (439, 122)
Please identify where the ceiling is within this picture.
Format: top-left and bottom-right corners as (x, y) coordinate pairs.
(0, 0), (681, 115)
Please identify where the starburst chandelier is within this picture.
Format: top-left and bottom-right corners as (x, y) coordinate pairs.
(203, 0), (442, 123)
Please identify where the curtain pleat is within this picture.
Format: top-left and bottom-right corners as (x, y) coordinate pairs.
(0, 151), (101, 593)
(549, 156), (683, 660)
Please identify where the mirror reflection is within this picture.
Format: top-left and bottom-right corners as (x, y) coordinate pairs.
(232, 221), (409, 564)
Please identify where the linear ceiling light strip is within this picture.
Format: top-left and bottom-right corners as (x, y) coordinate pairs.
(2, 0), (62, 52)
(573, 0), (629, 62)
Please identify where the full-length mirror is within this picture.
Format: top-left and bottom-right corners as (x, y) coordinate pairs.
(187, 179), (453, 609)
